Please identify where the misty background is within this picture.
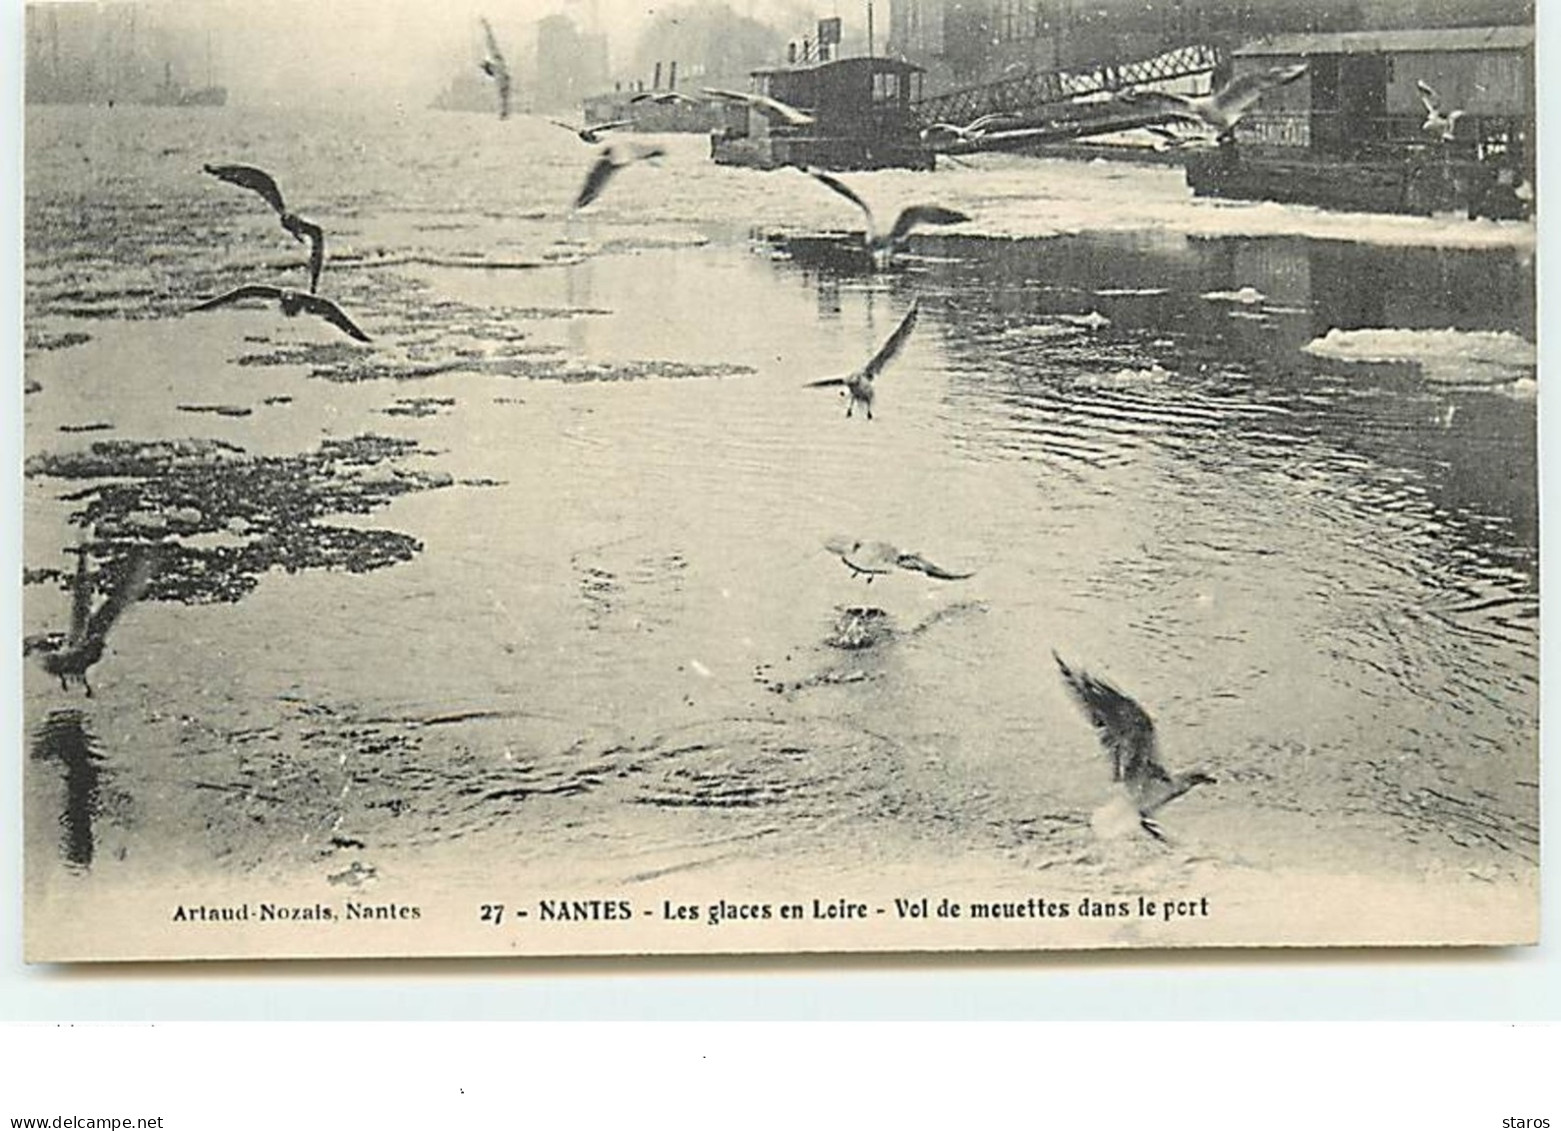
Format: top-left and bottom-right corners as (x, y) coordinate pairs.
(22, 0), (866, 108)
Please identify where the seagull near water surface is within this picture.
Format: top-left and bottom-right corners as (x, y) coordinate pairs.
(190, 284), (372, 342)
(805, 169), (971, 264)
(1120, 63), (1308, 140)
(32, 546), (160, 697)
(825, 537), (974, 582)
(1053, 652), (1217, 842)
(202, 163), (326, 293)
(479, 16), (512, 119)
(805, 299), (919, 420)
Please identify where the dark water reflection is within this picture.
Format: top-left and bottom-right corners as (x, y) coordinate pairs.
(31, 709), (105, 872)
(898, 231), (1536, 567)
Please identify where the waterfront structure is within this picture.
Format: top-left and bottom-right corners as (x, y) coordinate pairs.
(888, 0), (1532, 96)
(535, 14), (608, 112)
(1187, 25), (1533, 217)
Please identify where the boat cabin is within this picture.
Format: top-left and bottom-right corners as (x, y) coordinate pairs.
(712, 56), (932, 171)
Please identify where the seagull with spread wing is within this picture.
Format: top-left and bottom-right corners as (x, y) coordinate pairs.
(1142, 123), (1220, 151)
(574, 141), (667, 209)
(203, 163), (327, 293)
(190, 284), (371, 342)
(631, 90), (698, 106)
(1416, 80), (1465, 141)
(1119, 63), (1308, 140)
(806, 169), (970, 265)
(35, 546), (160, 697)
(805, 300), (919, 420)
(702, 86), (815, 126)
(479, 16), (512, 119)
(1053, 652), (1216, 842)
(550, 118), (634, 144)
(825, 537), (973, 582)
(920, 112), (1021, 147)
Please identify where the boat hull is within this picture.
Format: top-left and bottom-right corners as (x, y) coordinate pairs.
(1185, 146), (1531, 221)
(711, 131), (932, 172)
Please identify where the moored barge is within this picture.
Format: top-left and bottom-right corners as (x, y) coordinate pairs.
(1185, 26), (1533, 220)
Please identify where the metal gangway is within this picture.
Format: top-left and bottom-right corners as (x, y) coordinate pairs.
(914, 43), (1225, 130)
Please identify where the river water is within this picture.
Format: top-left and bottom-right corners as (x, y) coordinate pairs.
(20, 105), (1538, 955)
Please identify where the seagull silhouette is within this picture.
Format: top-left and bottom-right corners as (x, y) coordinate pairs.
(1416, 80), (1466, 141)
(805, 300), (919, 419)
(825, 537), (973, 582)
(920, 112), (1020, 146)
(1053, 652), (1216, 842)
(631, 90), (698, 106)
(1120, 63), (1308, 140)
(191, 284), (371, 342)
(36, 545), (159, 697)
(1142, 123), (1220, 151)
(479, 16), (512, 119)
(574, 142), (667, 209)
(805, 170), (970, 264)
(203, 163), (326, 293)
(920, 122), (974, 146)
(702, 86), (815, 126)
(550, 118), (633, 144)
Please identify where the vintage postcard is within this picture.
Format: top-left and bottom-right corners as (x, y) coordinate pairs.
(19, 0), (1537, 961)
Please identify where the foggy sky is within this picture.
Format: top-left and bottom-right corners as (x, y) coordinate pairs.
(26, 0), (853, 106)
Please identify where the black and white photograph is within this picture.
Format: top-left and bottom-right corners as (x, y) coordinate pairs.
(18, 0), (1538, 961)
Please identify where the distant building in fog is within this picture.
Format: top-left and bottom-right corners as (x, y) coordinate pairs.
(26, 1), (224, 105)
(535, 14), (608, 111)
(887, 0), (1533, 93)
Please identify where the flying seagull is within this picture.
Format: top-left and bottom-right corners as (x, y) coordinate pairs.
(1053, 651), (1216, 842)
(631, 90), (698, 106)
(550, 118), (634, 144)
(702, 86), (815, 127)
(805, 299), (919, 420)
(190, 284), (371, 342)
(920, 122), (983, 147)
(1416, 80), (1465, 141)
(806, 169), (970, 262)
(1142, 123), (1220, 151)
(479, 16), (512, 119)
(36, 545), (159, 697)
(574, 142), (667, 210)
(1120, 63), (1308, 139)
(825, 537), (973, 582)
(967, 112), (1022, 132)
(920, 112), (1021, 147)
(203, 163), (327, 293)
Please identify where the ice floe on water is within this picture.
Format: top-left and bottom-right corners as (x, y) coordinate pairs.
(933, 155), (1535, 250)
(1302, 327), (1538, 390)
(1057, 310), (1112, 330)
(1202, 286), (1265, 304)
(1081, 363), (1175, 387)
